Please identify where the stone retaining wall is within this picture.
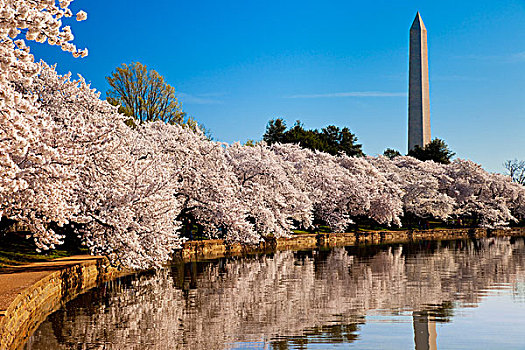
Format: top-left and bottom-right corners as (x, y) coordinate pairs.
(0, 259), (122, 350)
(175, 227), (525, 261)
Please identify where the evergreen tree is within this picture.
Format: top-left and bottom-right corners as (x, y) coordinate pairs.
(262, 118), (364, 157)
(408, 138), (455, 164)
(383, 148), (401, 159)
(263, 118), (287, 144)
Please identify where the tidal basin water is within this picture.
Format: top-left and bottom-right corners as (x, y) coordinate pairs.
(25, 237), (525, 350)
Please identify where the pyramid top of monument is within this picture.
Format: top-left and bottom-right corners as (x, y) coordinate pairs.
(410, 12), (426, 31)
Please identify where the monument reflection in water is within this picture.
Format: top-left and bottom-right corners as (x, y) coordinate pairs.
(25, 237), (525, 350)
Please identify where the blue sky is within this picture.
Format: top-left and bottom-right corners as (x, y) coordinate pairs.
(31, 0), (525, 172)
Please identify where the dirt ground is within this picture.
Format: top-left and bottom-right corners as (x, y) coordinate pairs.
(0, 255), (99, 311)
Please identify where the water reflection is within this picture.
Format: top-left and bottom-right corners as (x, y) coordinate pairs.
(25, 237), (525, 350)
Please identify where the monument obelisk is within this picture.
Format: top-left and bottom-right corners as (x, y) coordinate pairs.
(408, 12), (431, 151)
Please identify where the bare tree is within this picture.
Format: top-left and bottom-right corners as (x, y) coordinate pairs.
(504, 159), (525, 185)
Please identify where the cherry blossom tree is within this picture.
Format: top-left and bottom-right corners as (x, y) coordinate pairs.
(444, 159), (525, 228)
(225, 143), (313, 238)
(369, 156), (525, 228)
(337, 155), (403, 226)
(271, 144), (402, 231)
(369, 156), (456, 221)
(0, 0), (88, 249)
(140, 122), (257, 245)
(75, 122), (185, 269)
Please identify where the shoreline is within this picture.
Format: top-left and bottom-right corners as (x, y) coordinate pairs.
(175, 227), (525, 261)
(0, 256), (126, 350)
(1, 227), (524, 349)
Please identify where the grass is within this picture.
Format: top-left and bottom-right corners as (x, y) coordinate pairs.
(0, 233), (87, 268)
(4, 219), (519, 268)
(293, 226), (333, 235)
(292, 221), (481, 235)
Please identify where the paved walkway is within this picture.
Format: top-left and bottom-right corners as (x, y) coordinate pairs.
(0, 255), (100, 312)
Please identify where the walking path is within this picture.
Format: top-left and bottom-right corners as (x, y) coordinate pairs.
(0, 255), (100, 313)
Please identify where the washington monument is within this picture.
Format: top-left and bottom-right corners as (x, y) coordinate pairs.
(408, 12), (431, 151)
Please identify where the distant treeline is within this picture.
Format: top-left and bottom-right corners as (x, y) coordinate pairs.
(262, 118), (455, 164)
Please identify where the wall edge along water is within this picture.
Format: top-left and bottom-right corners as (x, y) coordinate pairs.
(0, 258), (127, 350)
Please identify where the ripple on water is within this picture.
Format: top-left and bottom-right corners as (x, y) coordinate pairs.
(24, 237), (525, 350)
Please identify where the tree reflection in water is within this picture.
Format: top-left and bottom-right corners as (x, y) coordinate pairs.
(25, 237), (525, 350)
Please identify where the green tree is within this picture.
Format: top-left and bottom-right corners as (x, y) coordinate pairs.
(263, 118), (287, 144)
(320, 125), (364, 157)
(383, 148), (401, 159)
(106, 62), (208, 135)
(262, 118), (364, 157)
(408, 138), (455, 164)
(286, 121), (323, 151)
(106, 62), (185, 125)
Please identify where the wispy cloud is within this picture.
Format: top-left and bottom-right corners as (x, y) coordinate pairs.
(285, 91), (407, 99)
(432, 75), (487, 82)
(455, 53), (498, 60)
(510, 51), (525, 62)
(178, 92), (224, 105)
(455, 51), (525, 63)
